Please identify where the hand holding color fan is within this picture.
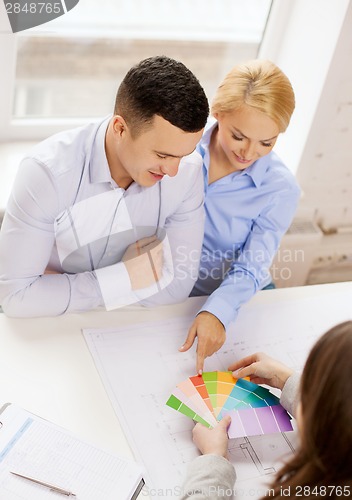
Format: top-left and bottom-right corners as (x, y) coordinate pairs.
(166, 371), (293, 438)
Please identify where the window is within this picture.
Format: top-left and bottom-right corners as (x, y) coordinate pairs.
(1, 0), (272, 139)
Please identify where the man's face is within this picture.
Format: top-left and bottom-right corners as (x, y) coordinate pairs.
(110, 115), (203, 188)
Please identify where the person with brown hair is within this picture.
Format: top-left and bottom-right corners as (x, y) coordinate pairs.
(0, 56), (209, 317)
(182, 321), (352, 499)
(179, 59), (301, 373)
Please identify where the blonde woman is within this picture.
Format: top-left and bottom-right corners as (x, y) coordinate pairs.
(180, 60), (301, 372)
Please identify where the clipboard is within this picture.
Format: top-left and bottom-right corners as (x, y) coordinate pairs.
(0, 403), (144, 499)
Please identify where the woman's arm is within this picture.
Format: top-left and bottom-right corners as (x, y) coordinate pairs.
(181, 179), (300, 372)
(181, 416), (236, 500)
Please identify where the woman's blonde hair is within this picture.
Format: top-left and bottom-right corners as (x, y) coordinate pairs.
(211, 59), (295, 132)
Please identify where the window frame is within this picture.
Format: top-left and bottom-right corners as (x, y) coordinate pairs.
(0, 0), (274, 142)
(2, 0), (349, 145)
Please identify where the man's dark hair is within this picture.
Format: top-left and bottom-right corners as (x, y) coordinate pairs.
(114, 55), (209, 136)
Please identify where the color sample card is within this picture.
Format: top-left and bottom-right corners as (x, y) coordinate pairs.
(189, 375), (214, 415)
(166, 371), (293, 438)
(165, 394), (212, 428)
(176, 379), (218, 427)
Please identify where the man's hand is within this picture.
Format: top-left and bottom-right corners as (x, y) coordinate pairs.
(122, 236), (163, 290)
(179, 311), (226, 374)
(228, 352), (294, 390)
(192, 415), (231, 458)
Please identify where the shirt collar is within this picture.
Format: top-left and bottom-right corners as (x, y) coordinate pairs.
(242, 155), (271, 187)
(198, 117), (271, 188)
(197, 117), (217, 165)
(89, 116), (115, 185)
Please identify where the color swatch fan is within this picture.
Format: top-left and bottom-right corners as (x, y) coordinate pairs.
(166, 371), (293, 438)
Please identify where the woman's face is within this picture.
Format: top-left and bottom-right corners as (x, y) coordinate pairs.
(214, 104), (280, 171)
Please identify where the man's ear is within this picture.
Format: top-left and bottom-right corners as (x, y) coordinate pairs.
(112, 115), (128, 137)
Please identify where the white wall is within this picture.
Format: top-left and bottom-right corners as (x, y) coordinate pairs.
(0, 2), (16, 141)
(262, 0), (352, 286)
(259, 0), (351, 178)
(295, 2), (352, 230)
(261, 0), (352, 230)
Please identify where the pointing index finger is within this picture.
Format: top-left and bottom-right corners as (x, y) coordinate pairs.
(196, 348), (205, 375)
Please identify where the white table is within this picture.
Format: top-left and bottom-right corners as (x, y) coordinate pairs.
(0, 281), (351, 470)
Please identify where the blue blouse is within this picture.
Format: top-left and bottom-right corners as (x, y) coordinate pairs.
(191, 119), (301, 328)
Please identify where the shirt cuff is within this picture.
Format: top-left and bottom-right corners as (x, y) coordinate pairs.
(198, 295), (238, 329)
(95, 262), (136, 310)
(95, 261), (173, 310)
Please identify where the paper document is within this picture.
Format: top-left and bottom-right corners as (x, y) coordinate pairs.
(0, 404), (144, 499)
(83, 289), (352, 499)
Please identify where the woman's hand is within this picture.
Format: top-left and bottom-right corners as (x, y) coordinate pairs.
(228, 352), (294, 390)
(179, 312), (226, 374)
(192, 415), (231, 458)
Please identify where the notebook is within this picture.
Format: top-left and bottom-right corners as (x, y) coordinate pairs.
(0, 403), (144, 499)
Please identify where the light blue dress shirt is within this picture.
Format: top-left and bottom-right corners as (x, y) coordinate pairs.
(0, 117), (204, 317)
(191, 119), (301, 329)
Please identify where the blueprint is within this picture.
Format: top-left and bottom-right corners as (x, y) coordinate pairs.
(83, 290), (351, 499)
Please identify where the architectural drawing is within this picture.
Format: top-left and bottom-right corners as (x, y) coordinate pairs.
(83, 290), (351, 499)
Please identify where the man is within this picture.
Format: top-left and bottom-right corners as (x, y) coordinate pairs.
(0, 56), (209, 317)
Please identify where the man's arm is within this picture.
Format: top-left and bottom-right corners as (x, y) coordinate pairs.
(0, 159), (129, 317)
(0, 154), (204, 317)
(94, 163), (204, 310)
(137, 157), (205, 307)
